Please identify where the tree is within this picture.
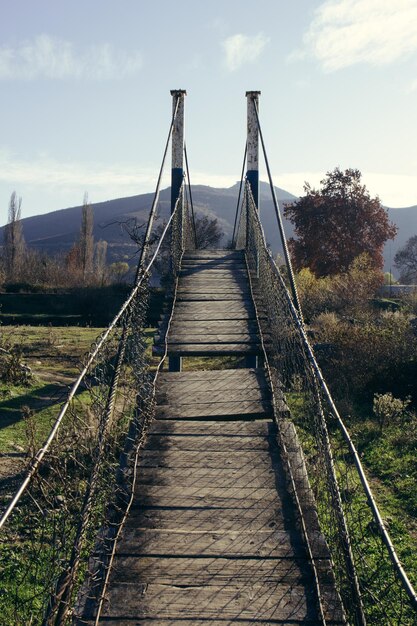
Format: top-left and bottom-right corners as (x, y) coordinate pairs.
(3, 191), (26, 281)
(109, 261), (129, 283)
(79, 192), (94, 282)
(394, 235), (417, 284)
(195, 215), (223, 249)
(284, 168), (397, 277)
(94, 239), (108, 285)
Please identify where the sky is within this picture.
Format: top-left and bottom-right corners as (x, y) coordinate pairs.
(1, 0), (417, 222)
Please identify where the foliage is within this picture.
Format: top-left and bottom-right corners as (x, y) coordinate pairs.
(109, 261), (130, 282)
(394, 234), (417, 284)
(284, 168), (397, 277)
(296, 253), (383, 320)
(314, 310), (417, 404)
(373, 392), (411, 433)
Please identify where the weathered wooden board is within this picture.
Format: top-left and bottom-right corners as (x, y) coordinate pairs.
(160, 320), (260, 333)
(148, 419), (274, 435)
(131, 486), (291, 510)
(154, 398), (271, 418)
(107, 555), (315, 584)
(156, 333), (260, 346)
(173, 300), (255, 310)
(137, 449), (284, 469)
(176, 293), (250, 302)
(155, 388), (269, 407)
(143, 433), (278, 452)
(96, 581), (342, 622)
(137, 466), (282, 489)
(124, 505), (292, 532)
(157, 367), (266, 384)
(116, 527), (310, 558)
(171, 310), (256, 321)
(154, 343), (262, 357)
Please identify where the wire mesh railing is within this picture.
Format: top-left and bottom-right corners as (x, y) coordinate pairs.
(236, 181), (417, 625)
(0, 166), (195, 624)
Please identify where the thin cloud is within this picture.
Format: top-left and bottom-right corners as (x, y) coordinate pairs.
(222, 33), (269, 71)
(296, 0), (417, 72)
(0, 34), (143, 80)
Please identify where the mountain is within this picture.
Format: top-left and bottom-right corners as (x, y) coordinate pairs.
(1, 182), (416, 275)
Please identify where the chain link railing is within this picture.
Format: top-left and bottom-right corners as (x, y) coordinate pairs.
(236, 181), (417, 625)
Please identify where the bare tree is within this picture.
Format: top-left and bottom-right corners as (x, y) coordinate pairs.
(3, 191), (26, 281)
(79, 192), (94, 282)
(195, 215), (223, 249)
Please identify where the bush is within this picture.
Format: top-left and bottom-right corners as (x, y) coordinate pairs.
(373, 392), (411, 432)
(314, 311), (417, 405)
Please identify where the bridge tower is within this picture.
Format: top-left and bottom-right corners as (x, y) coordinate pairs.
(170, 89), (187, 217)
(246, 90), (261, 209)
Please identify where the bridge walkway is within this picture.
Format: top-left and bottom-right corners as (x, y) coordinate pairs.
(83, 250), (344, 625)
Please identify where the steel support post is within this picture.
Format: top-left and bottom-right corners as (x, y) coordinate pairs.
(246, 91), (261, 210)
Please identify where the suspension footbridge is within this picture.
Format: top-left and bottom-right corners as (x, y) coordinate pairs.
(0, 91), (416, 625)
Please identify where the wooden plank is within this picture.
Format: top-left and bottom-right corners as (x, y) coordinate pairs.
(156, 378), (268, 396)
(175, 293), (250, 302)
(137, 450), (282, 469)
(179, 274), (248, 281)
(106, 555), (315, 585)
(154, 343), (262, 357)
(157, 367), (266, 384)
(124, 505), (292, 532)
(148, 419), (274, 435)
(131, 486), (291, 510)
(154, 398), (271, 418)
(171, 310), (256, 321)
(182, 250), (244, 258)
(177, 285), (250, 293)
(155, 387), (269, 406)
(174, 300), (254, 310)
(116, 528), (310, 558)
(155, 386), (269, 405)
(161, 320), (260, 333)
(97, 581), (341, 622)
(137, 466), (282, 489)
(143, 433), (278, 452)
(158, 333), (260, 344)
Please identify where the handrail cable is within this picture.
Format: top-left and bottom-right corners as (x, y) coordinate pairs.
(231, 141), (247, 247)
(247, 189), (417, 611)
(0, 104), (182, 532)
(251, 98), (302, 318)
(184, 143), (198, 247)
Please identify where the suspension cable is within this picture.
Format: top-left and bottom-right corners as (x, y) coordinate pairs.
(135, 97), (180, 280)
(232, 141), (247, 247)
(251, 99), (303, 318)
(184, 143), (198, 247)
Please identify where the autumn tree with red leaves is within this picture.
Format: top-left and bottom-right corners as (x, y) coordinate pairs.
(284, 168), (397, 277)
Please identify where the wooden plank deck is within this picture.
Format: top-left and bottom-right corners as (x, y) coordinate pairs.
(154, 250), (263, 359)
(80, 250), (344, 625)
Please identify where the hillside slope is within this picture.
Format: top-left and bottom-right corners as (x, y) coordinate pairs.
(1, 183), (415, 274)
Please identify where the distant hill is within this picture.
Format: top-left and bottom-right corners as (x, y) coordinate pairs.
(0, 182), (415, 276)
